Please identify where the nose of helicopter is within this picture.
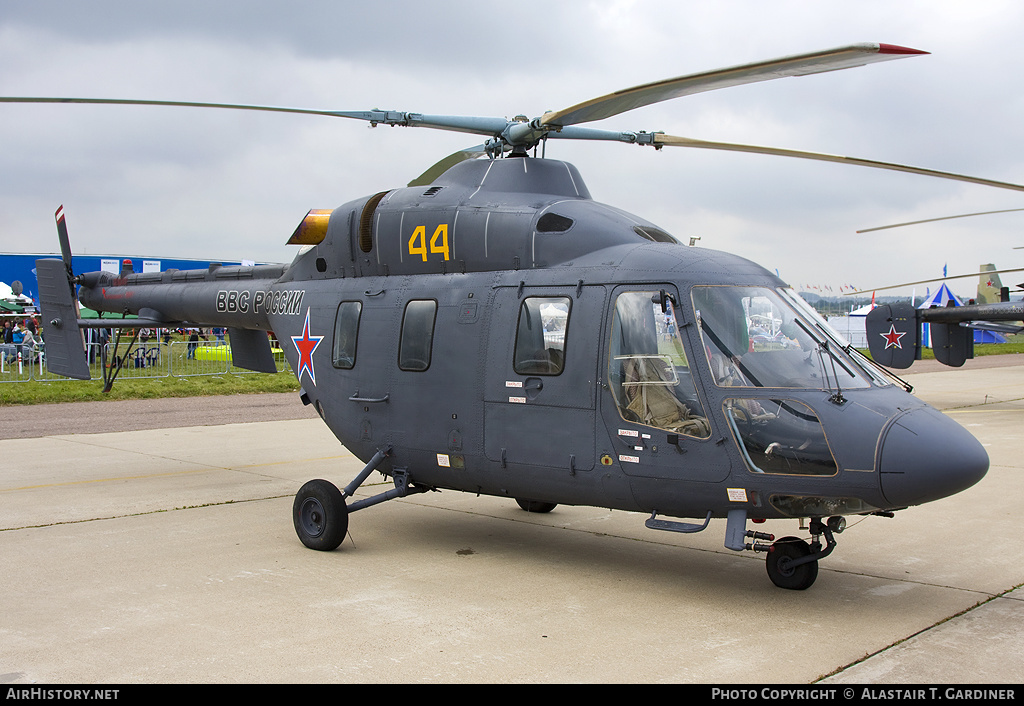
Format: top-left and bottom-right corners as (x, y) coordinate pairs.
(878, 407), (989, 507)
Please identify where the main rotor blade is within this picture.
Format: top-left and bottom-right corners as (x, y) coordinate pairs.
(846, 267), (1024, 296)
(407, 144), (490, 187)
(0, 97), (515, 138)
(0, 96), (353, 119)
(541, 43), (926, 128)
(3, 43), (926, 139)
(857, 208), (1024, 233)
(653, 134), (1024, 193)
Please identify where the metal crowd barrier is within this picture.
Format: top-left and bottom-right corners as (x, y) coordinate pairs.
(0, 339), (290, 384)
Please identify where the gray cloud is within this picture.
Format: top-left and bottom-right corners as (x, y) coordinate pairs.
(2, 0), (1023, 297)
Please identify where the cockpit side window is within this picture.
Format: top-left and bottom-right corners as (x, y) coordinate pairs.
(607, 291), (710, 439)
(724, 397), (838, 476)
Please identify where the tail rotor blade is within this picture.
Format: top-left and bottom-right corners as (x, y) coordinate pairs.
(55, 205), (74, 282)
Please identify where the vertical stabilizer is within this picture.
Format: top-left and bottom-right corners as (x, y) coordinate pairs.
(36, 258), (90, 379)
(977, 264), (1004, 304)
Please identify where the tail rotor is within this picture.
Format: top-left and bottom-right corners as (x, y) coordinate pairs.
(35, 206), (90, 379)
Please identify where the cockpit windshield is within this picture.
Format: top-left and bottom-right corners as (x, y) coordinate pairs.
(692, 285), (873, 391)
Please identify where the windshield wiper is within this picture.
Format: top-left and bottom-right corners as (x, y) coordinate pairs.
(794, 318), (846, 405)
(827, 330), (913, 392)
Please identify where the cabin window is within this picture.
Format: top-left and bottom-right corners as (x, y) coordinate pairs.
(513, 296), (570, 375)
(398, 299), (437, 371)
(633, 225), (680, 244)
(536, 213), (574, 233)
(607, 291), (710, 439)
(332, 301), (362, 369)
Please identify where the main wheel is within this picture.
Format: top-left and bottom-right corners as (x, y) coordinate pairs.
(766, 536), (818, 590)
(293, 479), (348, 551)
(515, 498), (557, 513)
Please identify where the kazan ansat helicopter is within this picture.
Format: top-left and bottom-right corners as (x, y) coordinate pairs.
(8, 43), (1018, 590)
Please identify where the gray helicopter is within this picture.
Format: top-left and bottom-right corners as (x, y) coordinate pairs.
(14, 43), (1015, 589)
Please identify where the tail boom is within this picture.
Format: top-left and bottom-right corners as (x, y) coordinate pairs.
(37, 260), (293, 379)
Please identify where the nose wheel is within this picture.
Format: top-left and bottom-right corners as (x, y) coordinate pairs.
(764, 518), (841, 590)
(765, 536), (819, 590)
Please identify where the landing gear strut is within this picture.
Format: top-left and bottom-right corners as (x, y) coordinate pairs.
(765, 517), (841, 590)
(292, 446), (434, 551)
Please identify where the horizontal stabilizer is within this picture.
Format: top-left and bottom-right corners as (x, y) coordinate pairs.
(866, 299), (1024, 368)
(866, 302), (920, 369)
(227, 327), (278, 373)
(35, 258), (90, 380)
(929, 320), (973, 368)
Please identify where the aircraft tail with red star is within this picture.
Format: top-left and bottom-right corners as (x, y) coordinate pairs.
(866, 292), (1024, 369)
(866, 301), (921, 369)
(976, 264), (1004, 305)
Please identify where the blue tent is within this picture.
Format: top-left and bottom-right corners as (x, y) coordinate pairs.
(919, 282), (960, 309)
(918, 282), (1007, 345)
(974, 329), (1008, 344)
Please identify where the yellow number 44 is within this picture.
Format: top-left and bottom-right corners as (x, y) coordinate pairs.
(408, 224), (450, 262)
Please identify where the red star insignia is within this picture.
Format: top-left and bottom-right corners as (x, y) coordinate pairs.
(881, 324), (907, 350)
(291, 308), (324, 385)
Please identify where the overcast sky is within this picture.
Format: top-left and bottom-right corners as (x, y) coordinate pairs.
(2, 0), (1023, 299)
